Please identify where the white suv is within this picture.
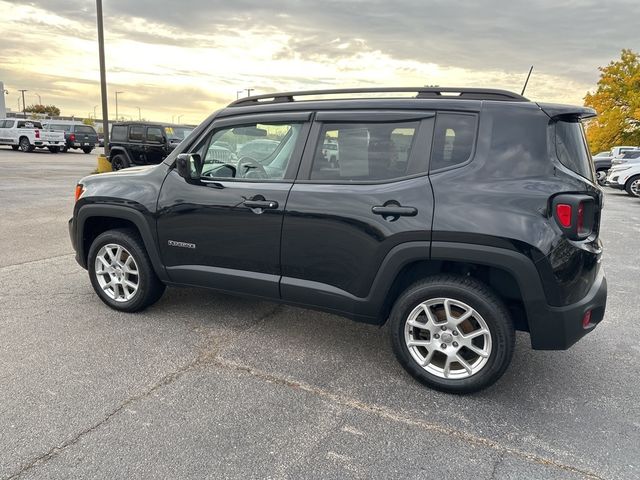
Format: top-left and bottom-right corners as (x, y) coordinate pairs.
(606, 162), (640, 197)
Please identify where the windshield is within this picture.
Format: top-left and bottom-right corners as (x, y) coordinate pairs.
(164, 126), (193, 140)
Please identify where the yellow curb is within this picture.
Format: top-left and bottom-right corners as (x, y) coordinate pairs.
(96, 154), (112, 173)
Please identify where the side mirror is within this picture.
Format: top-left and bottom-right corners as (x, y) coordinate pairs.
(175, 153), (202, 183)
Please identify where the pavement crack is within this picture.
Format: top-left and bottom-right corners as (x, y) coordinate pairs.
(211, 358), (607, 480)
(0, 253), (74, 270)
(3, 351), (216, 480)
(489, 452), (505, 480)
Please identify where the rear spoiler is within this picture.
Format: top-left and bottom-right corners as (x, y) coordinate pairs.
(537, 102), (597, 120)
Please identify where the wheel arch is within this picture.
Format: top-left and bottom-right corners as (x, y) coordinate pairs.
(75, 205), (167, 281)
(108, 146), (133, 164)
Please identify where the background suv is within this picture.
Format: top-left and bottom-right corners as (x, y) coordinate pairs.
(108, 122), (194, 170)
(70, 87), (606, 394)
(44, 121), (98, 153)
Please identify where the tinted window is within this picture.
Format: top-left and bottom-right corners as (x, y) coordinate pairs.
(111, 125), (127, 141)
(147, 127), (163, 143)
(76, 125), (96, 134)
(17, 121), (43, 129)
(164, 126), (193, 140)
(0, 120), (7, 128)
(197, 122), (302, 181)
(555, 120), (593, 180)
(310, 121), (419, 181)
(430, 113), (477, 171)
(129, 125), (144, 141)
(48, 123), (70, 132)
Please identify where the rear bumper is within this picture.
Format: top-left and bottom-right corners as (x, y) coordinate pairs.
(529, 268), (607, 350)
(34, 140), (64, 147)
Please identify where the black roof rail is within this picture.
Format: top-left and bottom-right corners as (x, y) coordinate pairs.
(228, 87), (528, 107)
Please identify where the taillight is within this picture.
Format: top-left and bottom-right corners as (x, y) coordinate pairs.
(35, 129), (40, 139)
(555, 204), (572, 227)
(69, 133), (76, 142)
(74, 184), (85, 202)
(552, 194), (595, 240)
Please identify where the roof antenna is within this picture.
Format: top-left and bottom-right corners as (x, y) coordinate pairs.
(521, 65), (534, 96)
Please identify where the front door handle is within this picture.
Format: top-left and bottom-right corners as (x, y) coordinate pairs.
(243, 199), (279, 210)
(372, 205), (417, 217)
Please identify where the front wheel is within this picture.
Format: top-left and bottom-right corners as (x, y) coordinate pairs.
(625, 175), (640, 197)
(390, 275), (515, 394)
(88, 229), (165, 312)
(596, 170), (607, 185)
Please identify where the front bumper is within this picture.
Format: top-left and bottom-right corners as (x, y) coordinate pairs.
(68, 217), (85, 268)
(529, 268), (607, 350)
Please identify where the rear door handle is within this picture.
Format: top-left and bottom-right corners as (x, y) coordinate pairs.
(372, 205), (417, 217)
(243, 199), (279, 209)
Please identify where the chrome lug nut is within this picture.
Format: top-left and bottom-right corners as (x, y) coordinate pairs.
(434, 333), (440, 339)
(452, 331), (458, 336)
(440, 326), (447, 331)
(441, 343), (446, 349)
(453, 341), (459, 347)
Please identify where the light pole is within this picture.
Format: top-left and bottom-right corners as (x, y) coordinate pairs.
(96, 0), (110, 155)
(18, 89), (28, 113)
(136, 106), (141, 121)
(93, 105), (98, 119)
(115, 91), (123, 121)
(34, 93), (41, 104)
(236, 90), (243, 99)
(245, 88), (254, 97)
(177, 114), (183, 124)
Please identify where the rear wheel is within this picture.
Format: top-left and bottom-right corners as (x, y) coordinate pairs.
(111, 154), (130, 170)
(390, 275), (515, 394)
(88, 229), (165, 312)
(19, 137), (33, 152)
(11, 145), (18, 151)
(61, 146), (68, 153)
(625, 175), (640, 197)
(82, 147), (93, 154)
(48, 146), (60, 153)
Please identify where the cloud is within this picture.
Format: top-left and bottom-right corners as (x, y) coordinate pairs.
(1, 0), (637, 123)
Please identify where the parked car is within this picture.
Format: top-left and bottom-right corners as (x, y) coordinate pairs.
(69, 87), (606, 394)
(43, 121), (98, 154)
(610, 146), (638, 158)
(0, 118), (66, 152)
(605, 161), (640, 196)
(592, 151), (613, 185)
(108, 122), (194, 170)
(610, 150), (640, 167)
(322, 141), (339, 167)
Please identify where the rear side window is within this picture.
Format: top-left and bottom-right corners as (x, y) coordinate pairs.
(18, 121), (43, 129)
(430, 113), (477, 171)
(555, 120), (593, 180)
(129, 125), (144, 141)
(310, 121), (420, 182)
(111, 125), (127, 141)
(147, 127), (163, 143)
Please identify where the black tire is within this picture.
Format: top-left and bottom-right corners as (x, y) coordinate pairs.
(111, 154), (130, 170)
(625, 175), (640, 197)
(11, 145), (19, 151)
(595, 169), (608, 186)
(87, 228), (165, 312)
(82, 147), (93, 154)
(389, 274), (515, 394)
(61, 146), (68, 153)
(19, 136), (33, 152)
(48, 146), (60, 153)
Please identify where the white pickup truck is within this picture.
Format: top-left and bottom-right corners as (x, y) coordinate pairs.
(0, 118), (66, 153)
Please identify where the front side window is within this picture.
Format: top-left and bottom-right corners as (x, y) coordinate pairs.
(129, 125), (144, 141)
(147, 127), (163, 143)
(430, 113), (477, 171)
(196, 122), (302, 181)
(310, 121), (419, 181)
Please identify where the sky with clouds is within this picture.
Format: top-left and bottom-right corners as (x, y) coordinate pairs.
(0, 0), (637, 124)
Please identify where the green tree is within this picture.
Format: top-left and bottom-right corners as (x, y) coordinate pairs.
(24, 104), (61, 116)
(584, 49), (640, 153)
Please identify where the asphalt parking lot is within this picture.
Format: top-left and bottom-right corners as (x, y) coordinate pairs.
(0, 147), (638, 479)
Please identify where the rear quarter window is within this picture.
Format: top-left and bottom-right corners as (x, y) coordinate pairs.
(430, 113), (477, 172)
(111, 125), (127, 141)
(555, 120), (594, 180)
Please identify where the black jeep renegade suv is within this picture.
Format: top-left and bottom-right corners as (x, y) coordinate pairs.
(69, 87), (607, 393)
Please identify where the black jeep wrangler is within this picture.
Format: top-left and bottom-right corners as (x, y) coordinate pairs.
(69, 88), (607, 393)
(108, 121), (194, 170)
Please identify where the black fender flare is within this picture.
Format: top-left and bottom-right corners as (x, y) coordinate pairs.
(108, 147), (134, 164)
(74, 204), (168, 281)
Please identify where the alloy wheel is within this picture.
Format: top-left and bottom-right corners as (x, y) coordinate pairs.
(630, 179), (640, 197)
(94, 243), (140, 302)
(404, 298), (492, 379)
